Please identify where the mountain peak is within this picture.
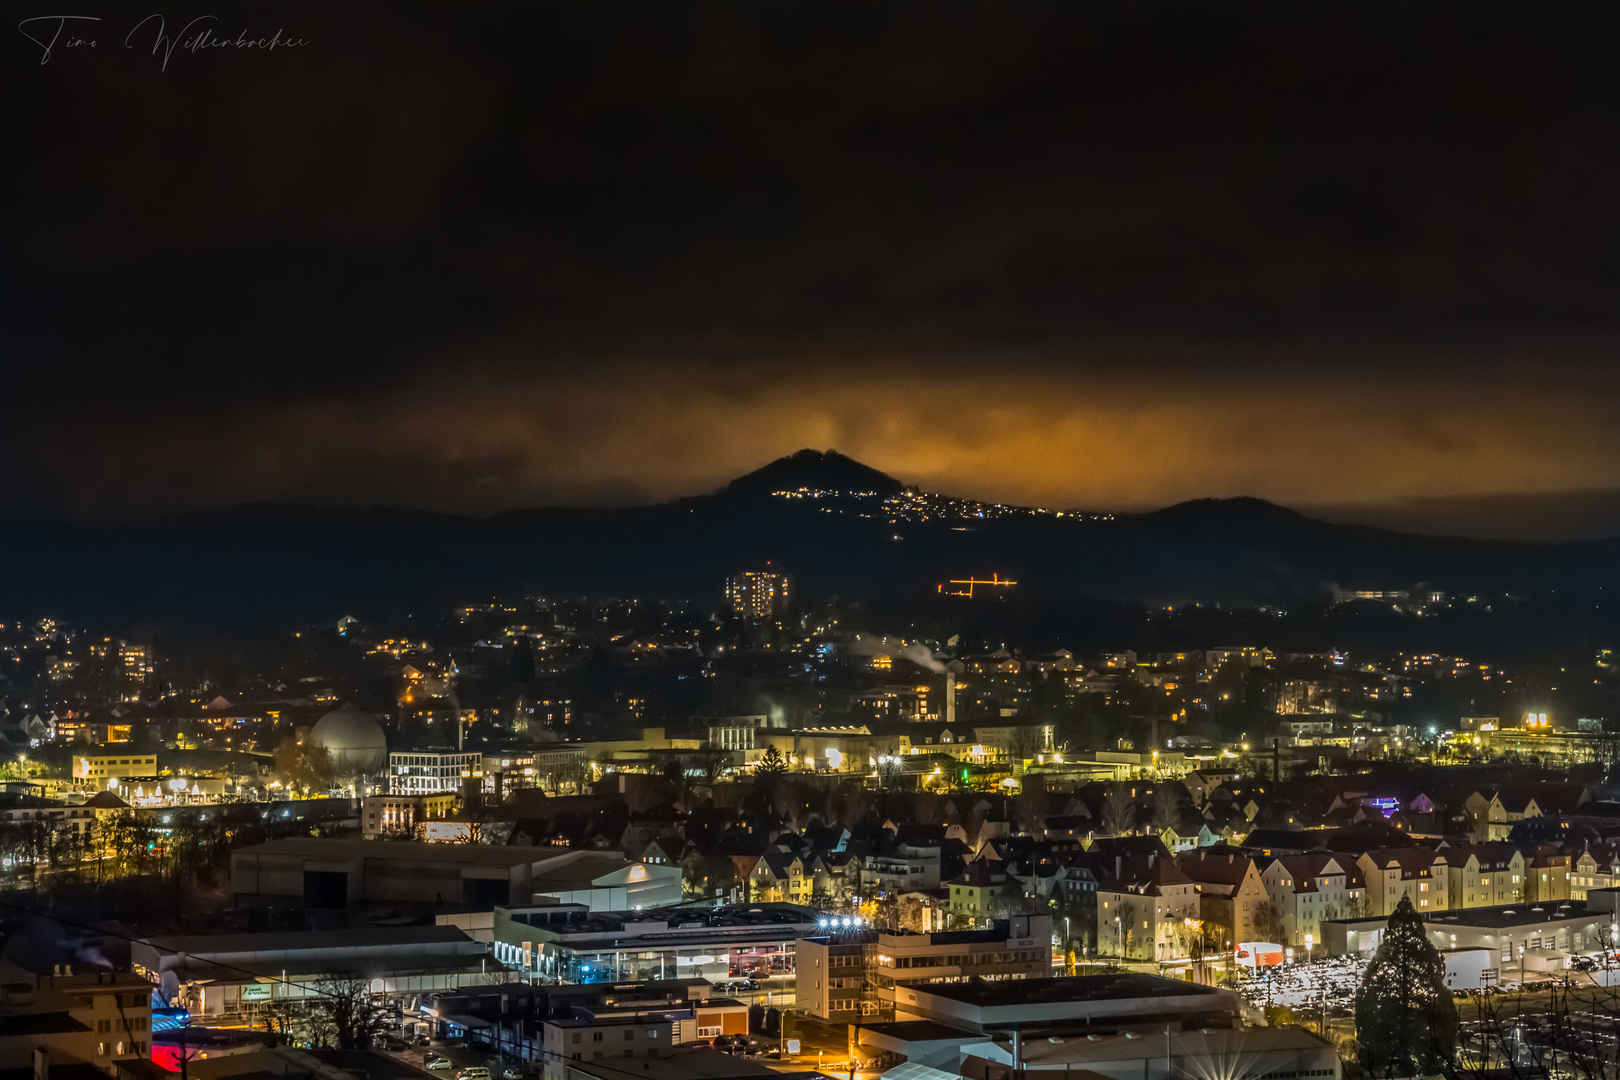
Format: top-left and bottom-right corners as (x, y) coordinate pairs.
(720, 449), (906, 497)
(1143, 496), (1315, 528)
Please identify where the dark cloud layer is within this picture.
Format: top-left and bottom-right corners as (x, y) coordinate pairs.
(6, 1), (1620, 533)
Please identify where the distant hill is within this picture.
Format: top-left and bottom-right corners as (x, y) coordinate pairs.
(715, 448), (905, 498)
(2, 449), (1619, 630)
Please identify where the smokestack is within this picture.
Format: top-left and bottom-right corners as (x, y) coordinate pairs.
(945, 673), (955, 726)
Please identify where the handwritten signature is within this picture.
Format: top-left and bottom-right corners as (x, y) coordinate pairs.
(19, 13), (308, 68)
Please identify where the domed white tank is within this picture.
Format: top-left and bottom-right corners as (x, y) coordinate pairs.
(308, 703), (388, 774)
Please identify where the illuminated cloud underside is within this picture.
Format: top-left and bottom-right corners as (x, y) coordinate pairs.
(38, 360), (1620, 536)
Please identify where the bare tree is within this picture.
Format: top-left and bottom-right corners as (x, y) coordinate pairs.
(1152, 782), (1183, 834)
(1252, 901), (1286, 945)
(692, 750), (732, 787)
(1451, 965), (1620, 1080)
(1005, 726), (1045, 769)
(1101, 786), (1136, 836)
(1114, 899), (1138, 957)
(313, 973), (388, 1051)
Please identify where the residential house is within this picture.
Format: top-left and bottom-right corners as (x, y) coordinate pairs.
(1356, 848), (1450, 916)
(1174, 848), (1268, 948)
(1258, 854), (1358, 947)
(1053, 862), (1100, 953)
(1525, 846), (1572, 904)
(1093, 845), (1200, 962)
(863, 839), (945, 895)
(1462, 786), (1587, 842)
(946, 861), (1020, 928)
(1573, 843), (1620, 901)
(749, 853), (810, 904)
(1443, 843), (1524, 909)
(809, 851), (864, 904)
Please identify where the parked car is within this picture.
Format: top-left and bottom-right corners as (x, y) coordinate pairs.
(457, 1069), (491, 1080)
(425, 1057), (452, 1071)
(502, 1068), (525, 1080)
(714, 1035), (748, 1055)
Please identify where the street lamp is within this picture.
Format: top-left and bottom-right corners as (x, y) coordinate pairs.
(1304, 933), (1313, 964)
(1285, 947), (1294, 965)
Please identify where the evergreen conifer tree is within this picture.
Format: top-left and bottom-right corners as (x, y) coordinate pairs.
(1354, 895), (1458, 1077)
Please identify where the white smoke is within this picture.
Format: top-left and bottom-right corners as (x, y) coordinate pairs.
(74, 943), (113, 970)
(897, 642), (947, 673)
(841, 634), (946, 673)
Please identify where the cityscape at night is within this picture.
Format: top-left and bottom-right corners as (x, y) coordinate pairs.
(7, 3), (1620, 1080)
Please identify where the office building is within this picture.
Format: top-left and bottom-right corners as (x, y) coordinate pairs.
(796, 914), (1052, 1021)
(72, 750), (158, 784)
(389, 749), (482, 795)
(426, 981), (748, 1067)
(492, 903), (819, 984)
(360, 792), (458, 839)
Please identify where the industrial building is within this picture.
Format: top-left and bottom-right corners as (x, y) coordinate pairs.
(1323, 893), (1620, 979)
(131, 925), (491, 1021)
(852, 973), (1334, 1080)
(230, 837), (682, 910)
(960, 1024), (1339, 1080)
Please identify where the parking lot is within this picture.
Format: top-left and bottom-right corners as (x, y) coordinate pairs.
(392, 1039), (527, 1078)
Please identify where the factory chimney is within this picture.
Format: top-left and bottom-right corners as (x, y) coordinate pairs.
(945, 673), (956, 726)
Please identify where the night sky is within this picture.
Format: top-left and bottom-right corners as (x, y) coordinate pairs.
(8, 1), (1620, 538)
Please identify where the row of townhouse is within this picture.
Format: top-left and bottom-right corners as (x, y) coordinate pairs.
(637, 796), (1586, 964)
(1169, 841), (1554, 951)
